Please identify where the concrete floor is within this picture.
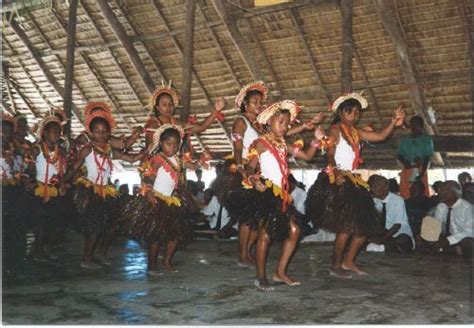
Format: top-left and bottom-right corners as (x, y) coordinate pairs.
(2, 231), (473, 325)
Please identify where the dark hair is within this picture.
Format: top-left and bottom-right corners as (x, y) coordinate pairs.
(388, 178), (400, 193)
(410, 116), (424, 128)
(368, 174), (388, 189)
(44, 121), (61, 133)
(156, 127), (181, 154)
(240, 89), (263, 113)
(332, 98), (362, 125)
(411, 180), (426, 195)
(432, 180), (443, 193)
(90, 117), (111, 131)
(153, 93), (173, 117)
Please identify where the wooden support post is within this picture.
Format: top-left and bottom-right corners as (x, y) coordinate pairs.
(340, 0), (353, 93)
(181, 0), (197, 122)
(63, 0), (79, 136)
(96, 0), (156, 93)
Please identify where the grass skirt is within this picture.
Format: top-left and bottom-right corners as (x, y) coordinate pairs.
(210, 159), (243, 206)
(305, 171), (377, 236)
(71, 183), (116, 235)
(118, 189), (193, 245)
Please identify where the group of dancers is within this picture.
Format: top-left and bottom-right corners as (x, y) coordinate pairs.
(1, 80), (406, 290)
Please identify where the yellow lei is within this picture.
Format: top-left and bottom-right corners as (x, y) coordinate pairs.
(153, 190), (182, 207)
(75, 176), (119, 198)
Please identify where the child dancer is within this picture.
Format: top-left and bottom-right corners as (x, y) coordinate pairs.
(119, 124), (196, 276)
(239, 100), (324, 291)
(305, 93), (405, 278)
(29, 115), (68, 261)
(66, 102), (146, 269)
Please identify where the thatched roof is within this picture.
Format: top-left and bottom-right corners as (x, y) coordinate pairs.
(1, 0), (472, 169)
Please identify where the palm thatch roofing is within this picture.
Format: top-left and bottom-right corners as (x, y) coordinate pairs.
(1, 0), (473, 169)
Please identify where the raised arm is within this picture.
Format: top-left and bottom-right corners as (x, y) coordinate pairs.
(183, 97), (226, 134)
(110, 126), (143, 150)
(287, 112), (325, 136)
(231, 117), (247, 167)
(64, 145), (92, 182)
(112, 147), (148, 163)
(358, 106), (405, 143)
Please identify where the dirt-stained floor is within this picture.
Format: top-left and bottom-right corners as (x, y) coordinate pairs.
(2, 231), (473, 324)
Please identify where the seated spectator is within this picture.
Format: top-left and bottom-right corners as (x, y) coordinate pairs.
(433, 181), (473, 257)
(463, 182), (474, 204)
(201, 194), (237, 238)
(458, 172), (472, 187)
(405, 180), (432, 236)
(195, 168), (206, 203)
(368, 175), (415, 253)
(429, 180), (443, 209)
(388, 178), (400, 194)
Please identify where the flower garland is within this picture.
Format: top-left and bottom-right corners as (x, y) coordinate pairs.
(151, 154), (182, 190)
(339, 122), (363, 170)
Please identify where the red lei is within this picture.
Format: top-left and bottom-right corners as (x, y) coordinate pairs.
(151, 154), (182, 190)
(259, 135), (290, 212)
(41, 142), (66, 202)
(91, 143), (113, 192)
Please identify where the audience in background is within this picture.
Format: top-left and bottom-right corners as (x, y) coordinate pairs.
(458, 172), (472, 187)
(405, 180), (432, 237)
(462, 182), (474, 204)
(388, 178), (400, 195)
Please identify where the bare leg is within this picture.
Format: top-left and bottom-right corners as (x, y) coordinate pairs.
(32, 226), (46, 259)
(342, 234), (368, 275)
(273, 217), (301, 286)
(255, 223), (273, 291)
(330, 232), (352, 278)
(82, 233), (98, 263)
(97, 225), (117, 264)
(147, 241), (160, 270)
(247, 228), (258, 263)
(238, 224), (251, 265)
(162, 240), (179, 272)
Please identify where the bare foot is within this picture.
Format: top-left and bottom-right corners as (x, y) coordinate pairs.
(254, 278), (274, 291)
(272, 273), (301, 286)
(341, 262), (368, 276)
(161, 263), (179, 273)
(329, 268), (352, 279)
(237, 261), (253, 269)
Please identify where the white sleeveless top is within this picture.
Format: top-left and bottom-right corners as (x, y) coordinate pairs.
(35, 151), (59, 184)
(84, 150), (112, 186)
(334, 132), (356, 171)
(260, 149), (284, 188)
(240, 115), (259, 160)
(153, 156), (178, 196)
(0, 158), (13, 179)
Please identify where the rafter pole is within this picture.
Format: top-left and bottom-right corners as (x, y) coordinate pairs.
(48, 8), (133, 131)
(374, 0), (444, 165)
(340, 0), (353, 94)
(95, 0), (156, 93)
(289, 8), (331, 106)
(8, 16), (84, 124)
(63, 0), (79, 136)
(196, 0), (241, 89)
(181, 0), (197, 122)
(243, 18), (283, 97)
(151, 0), (232, 146)
(3, 66), (17, 114)
(78, 0), (145, 108)
(211, 0), (264, 81)
(8, 77), (39, 118)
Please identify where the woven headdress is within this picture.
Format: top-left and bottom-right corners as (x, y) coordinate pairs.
(37, 113), (63, 139)
(149, 124), (185, 154)
(148, 81), (180, 111)
(256, 100), (301, 125)
(330, 92), (368, 113)
(235, 81), (268, 109)
(84, 102), (115, 133)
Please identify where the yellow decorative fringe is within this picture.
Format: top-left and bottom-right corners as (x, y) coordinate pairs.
(75, 177), (119, 198)
(153, 191), (182, 207)
(340, 171), (369, 190)
(241, 178), (293, 203)
(1, 178), (18, 186)
(34, 184), (59, 198)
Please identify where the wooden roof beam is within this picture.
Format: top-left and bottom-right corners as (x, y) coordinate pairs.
(78, 0), (145, 109)
(375, 0), (444, 165)
(180, 0), (196, 122)
(2, 65), (17, 114)
(7, 16), (84, 125)
(340, 0), (353, 94)
(8, 76), (40, 118)
(289, 8), (331, 106)
(152, 0), (232, 147)
(95, 0), (156, 93)
(48, 8), (133, 131)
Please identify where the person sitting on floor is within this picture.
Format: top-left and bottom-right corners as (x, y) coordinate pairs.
(433, 181), (473, 257)
(368, 175), (415, 253)
(388, 178), (400, 195)
(201, 193), (237, 239)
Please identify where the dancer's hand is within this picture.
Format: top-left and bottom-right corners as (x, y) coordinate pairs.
(213, 97), (226, 112)
(392, 105), (405, 127)
(311, 112), (325, 124)
(254, 180), (267, 192)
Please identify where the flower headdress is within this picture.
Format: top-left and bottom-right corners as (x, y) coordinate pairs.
(148, 81), (180, 111)
(235, 81), (268, 109)
(37, 112), (63, 139)
(84, 102), (115, 133)
(149, 124), (185, 154)
(256, 100), (301, 125)
(330, 92), (368, 113)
